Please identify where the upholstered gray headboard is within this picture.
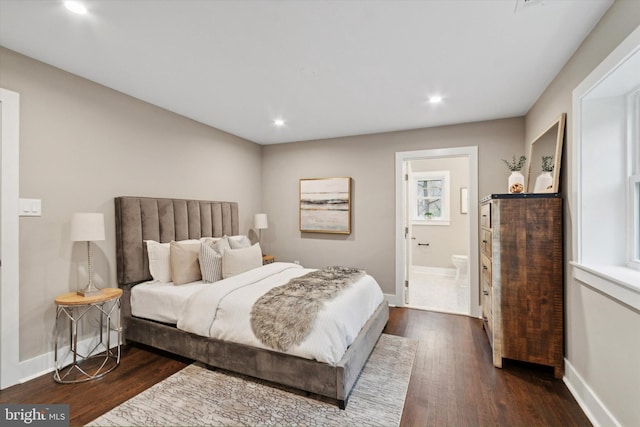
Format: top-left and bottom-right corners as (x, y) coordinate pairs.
(115, 197), (239, 286)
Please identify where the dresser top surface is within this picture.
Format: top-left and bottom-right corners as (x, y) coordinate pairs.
(481, 193), (562, 203)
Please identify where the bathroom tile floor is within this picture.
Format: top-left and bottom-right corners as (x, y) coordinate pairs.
(408, 270), (469, 315)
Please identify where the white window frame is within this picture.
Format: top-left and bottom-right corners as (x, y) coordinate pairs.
(571, 24), (640, 311)
(628, 89), (640, 270)
(410, 170), (450, 226)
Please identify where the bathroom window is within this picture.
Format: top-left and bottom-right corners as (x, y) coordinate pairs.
(411, 171), (450, 225)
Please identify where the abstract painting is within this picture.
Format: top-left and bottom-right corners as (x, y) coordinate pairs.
(299, 177), (351, 234)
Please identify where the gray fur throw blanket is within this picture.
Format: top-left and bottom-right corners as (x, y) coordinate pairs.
(250, 266), (366, 352)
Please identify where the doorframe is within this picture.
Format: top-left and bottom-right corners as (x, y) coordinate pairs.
(395, 146), (481, 318)
(0, 88), (20, 389)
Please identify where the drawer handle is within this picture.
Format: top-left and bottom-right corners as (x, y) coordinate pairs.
(482, 265), (488, 270)
(482, 240), (487, 243)
(482, 214), (487, 217)
(483, 316), (488, 322)
(483, 291), (489, 296)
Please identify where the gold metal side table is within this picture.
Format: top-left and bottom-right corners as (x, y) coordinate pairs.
(53, 288), (122, 383)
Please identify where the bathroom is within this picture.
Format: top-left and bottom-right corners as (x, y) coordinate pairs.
(407, 156), (470, 315)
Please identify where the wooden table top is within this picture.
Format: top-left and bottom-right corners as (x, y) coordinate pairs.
(54, 288), (123, 306)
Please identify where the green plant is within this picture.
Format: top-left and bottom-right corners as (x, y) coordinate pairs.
(424, 212), (433, 219)
(502, 155), (527, 171)
(541, 155), (554, 172)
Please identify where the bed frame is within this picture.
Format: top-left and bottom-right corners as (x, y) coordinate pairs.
(114, 196), (389, 408)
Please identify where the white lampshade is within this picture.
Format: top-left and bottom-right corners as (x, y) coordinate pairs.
(70, 213), (105, 242)
(254, 213), (268, 230)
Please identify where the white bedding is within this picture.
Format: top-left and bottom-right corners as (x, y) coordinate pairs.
(132, 262), (384, 365)
(130, 279), (207, 324)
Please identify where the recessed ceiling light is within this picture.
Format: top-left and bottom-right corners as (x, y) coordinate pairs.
(64, 1), (87, 15)
(273, 119), (285, 127)
(428, 96), (443, 104)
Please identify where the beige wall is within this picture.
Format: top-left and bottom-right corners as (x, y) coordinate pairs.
(0, 47), (262, 361)
(261, 117), (524, 295)
(410, 157), (470, 269)
(524, 1), (640, 426)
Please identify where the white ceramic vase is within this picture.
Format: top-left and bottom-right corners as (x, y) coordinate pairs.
(534, 171), (553, 193)
(508, 171), (525, 193)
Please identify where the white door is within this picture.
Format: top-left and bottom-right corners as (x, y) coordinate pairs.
(402, 160), (412, 305)
(0, 88), (21, 389)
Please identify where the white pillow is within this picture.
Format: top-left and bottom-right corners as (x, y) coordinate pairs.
(222, 243), (262, 279)
(145, 240), (171, 283)
(200, 236), (222, 246)
(144, 239), (199, 283)
(225, 234), (251, 249)
(211, 237), (231, 255)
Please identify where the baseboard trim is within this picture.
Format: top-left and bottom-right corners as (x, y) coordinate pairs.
(19, 330), (120, 384)
(384, 293), (401, 307)
(563, 358), (621, 427)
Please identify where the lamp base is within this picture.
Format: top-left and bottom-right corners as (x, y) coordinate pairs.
(77, 283), (103, 297)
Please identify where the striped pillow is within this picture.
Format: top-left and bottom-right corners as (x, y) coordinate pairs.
(199, 242), (223, 283)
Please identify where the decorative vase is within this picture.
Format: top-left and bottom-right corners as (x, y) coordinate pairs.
(534, 171), (553, 193)
(508, 171), (525, 194)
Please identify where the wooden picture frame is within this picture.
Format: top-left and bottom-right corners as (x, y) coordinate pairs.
(300, 177), (351, 234)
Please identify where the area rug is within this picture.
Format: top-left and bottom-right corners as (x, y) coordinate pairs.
(87, 334), (417, 427)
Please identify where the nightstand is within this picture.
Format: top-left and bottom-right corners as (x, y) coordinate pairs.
(262, 255), (275, 265)
(53, 288), (122, 383)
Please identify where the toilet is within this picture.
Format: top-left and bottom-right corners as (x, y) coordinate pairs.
(451, 254), (468, 282)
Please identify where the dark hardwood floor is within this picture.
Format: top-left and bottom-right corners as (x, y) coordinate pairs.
(0, 307), (590, 426)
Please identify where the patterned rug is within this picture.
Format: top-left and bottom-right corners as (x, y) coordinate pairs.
(87, 334), (417, 427)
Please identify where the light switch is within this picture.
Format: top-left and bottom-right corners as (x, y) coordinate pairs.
(19, 198), (42, 217)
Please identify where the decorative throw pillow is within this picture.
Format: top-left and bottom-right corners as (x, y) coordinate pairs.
(200, 236), (222, 246)
(225, 234), (251, 249)
(199, 242), (223, 283)
(170, 240), (202, 285)
(145, 239), (200, 283)
(222, 243), (262, 279)
(212, 237), (231, 255)
(145, 240), (172, 283)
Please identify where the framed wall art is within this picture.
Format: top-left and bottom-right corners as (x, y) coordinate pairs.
(299, 177), (351, 234)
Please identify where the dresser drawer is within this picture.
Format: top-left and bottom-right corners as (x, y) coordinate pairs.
(482, 279), (493, 315)
(480, 229), (492, 258)
(480, 202), (492, 229)
(482, 305), (493, 348)
(481, 253), (492, 285)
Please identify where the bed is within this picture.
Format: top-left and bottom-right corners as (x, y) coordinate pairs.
(114, 196), (389, 408)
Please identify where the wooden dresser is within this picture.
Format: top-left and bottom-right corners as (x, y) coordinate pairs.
(480, 194), (564, 378)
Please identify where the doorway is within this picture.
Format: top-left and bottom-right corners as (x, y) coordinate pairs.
(1, 88), (21, 389)
(395, 147), (480, 318)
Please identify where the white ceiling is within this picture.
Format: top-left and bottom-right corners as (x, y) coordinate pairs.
(0, 0), (613, 144)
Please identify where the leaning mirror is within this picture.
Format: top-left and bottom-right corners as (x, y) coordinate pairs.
(526, 113), (566, 193)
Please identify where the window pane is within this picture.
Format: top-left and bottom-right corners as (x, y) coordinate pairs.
(426, 199), (442, 216)
(417, 199), (427, 217)
(637, 181), (640, 260)
(417, 181), (429, 198)
(426, 179), (443, 197)
(417, 198), (442, 218)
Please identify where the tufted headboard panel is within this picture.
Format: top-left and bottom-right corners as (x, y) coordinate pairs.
(115, 196), (239, 286)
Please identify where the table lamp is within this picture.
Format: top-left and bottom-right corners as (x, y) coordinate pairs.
(254, 213), (268, 252)
(71, 212), (105, 296)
